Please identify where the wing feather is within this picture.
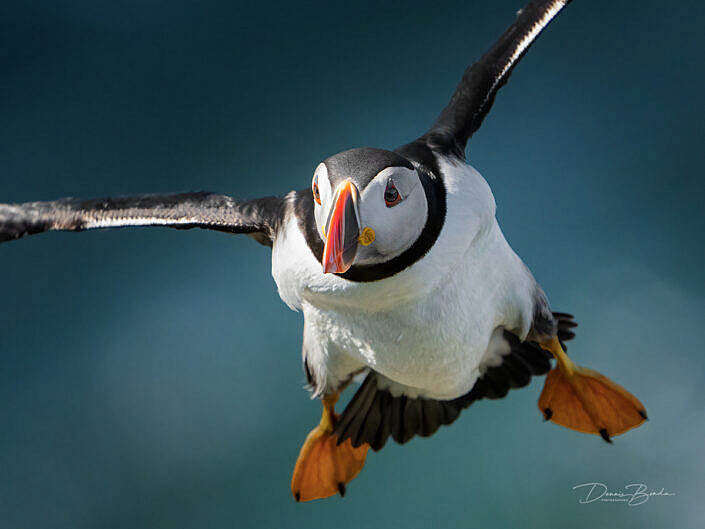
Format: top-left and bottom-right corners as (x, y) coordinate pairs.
(0, 191), (286, 246)
(425, 0), (571, 157)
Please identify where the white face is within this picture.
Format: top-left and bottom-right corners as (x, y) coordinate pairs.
(312, 162), (428, 267)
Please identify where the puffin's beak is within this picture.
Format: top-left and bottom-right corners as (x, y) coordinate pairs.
(322, 180), (361, 274)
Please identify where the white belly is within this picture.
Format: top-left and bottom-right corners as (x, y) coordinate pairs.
(271, 161), (538, 399)
(300, 288), (495, 399)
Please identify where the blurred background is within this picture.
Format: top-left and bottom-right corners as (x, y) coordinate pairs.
(1, 1), (704, 527)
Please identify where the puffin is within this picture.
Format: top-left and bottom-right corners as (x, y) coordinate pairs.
(0, 0), (646, 502)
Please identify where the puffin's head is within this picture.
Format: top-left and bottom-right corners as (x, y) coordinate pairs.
(312, 147), (429, 274)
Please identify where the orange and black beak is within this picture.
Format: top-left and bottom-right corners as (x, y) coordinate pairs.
(322, 180), (361, 274)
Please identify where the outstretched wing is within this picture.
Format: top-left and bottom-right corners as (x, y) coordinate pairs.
(0, 192), (286, 246)
(425, 0), (571, 157)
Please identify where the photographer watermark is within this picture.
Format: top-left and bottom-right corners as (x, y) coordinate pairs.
(572, 482), (675, 506)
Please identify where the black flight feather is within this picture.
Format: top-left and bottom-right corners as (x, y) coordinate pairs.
(0, 192), (286, 246)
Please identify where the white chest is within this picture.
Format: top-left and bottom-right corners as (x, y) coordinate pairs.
(270, 161), (538, 399)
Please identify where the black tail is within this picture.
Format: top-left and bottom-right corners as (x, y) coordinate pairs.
(334, 316), (578, 451)
(553, 312), (577, 349)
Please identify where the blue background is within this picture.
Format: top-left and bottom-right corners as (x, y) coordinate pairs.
(1, 1), (703, 527)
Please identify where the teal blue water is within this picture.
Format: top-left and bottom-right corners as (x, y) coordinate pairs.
(1, 1), (703, 527)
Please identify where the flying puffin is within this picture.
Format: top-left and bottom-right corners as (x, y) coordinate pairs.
(0, 0), (646, 502)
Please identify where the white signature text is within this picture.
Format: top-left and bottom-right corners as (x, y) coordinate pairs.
(572, 482), (675, 506)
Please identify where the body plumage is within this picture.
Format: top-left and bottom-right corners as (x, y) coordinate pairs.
(274, 158), (540, 400)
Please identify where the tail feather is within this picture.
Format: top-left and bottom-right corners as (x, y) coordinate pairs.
(554, 312), (578, 349)
(334, 320), (576, 450)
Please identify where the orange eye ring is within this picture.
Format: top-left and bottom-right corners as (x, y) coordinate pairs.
(312, 176), (321, 205)
(384, 179), (402, 207)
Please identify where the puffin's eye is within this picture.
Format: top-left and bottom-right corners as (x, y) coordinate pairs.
(384, 179), (402, 207)
(312, 174), (321, 205)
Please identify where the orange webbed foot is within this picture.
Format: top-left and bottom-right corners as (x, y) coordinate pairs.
(538, 337), (647, 442)
(291, 394), (369, 502)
